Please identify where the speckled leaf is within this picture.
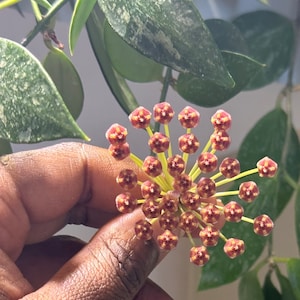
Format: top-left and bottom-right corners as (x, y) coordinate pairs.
(233, 10), (294, 90)
(176, 19), (259, 107)
(69, 0), (97, 54)
(97, 0), (234, 88)
(43, 48), (84, 120)
(104, 21), (164, 82)
(199, 108), (300, 289)
(0, 38), (89, 143)
(238, 270), (264, 300)
(176, 50), (263, 107)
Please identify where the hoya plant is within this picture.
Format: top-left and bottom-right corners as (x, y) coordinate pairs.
(1, 0), (300, 299)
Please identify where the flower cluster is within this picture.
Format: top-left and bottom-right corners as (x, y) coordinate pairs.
(106, 103), (277, 266)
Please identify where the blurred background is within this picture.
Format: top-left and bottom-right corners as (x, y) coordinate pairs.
(1, 0), (300, 299)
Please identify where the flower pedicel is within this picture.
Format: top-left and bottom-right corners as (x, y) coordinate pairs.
(106, 103), (277, 266)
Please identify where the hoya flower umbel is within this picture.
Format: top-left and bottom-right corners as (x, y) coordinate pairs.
(106, 103), (278, 266)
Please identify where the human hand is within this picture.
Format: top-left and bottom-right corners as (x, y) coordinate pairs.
(0, 142), (172, 299)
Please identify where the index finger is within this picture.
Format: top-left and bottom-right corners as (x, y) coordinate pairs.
(0, 142), (142, 258)
(3, 142), (140, 221)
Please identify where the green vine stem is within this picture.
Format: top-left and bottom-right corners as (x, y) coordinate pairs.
(253, 255), (292, 274)
(21, 0), (69, 47)
(30, 0), (43, 22)
(159, 67), (173, 102)
(284, 170), (300, 190)
(154, 67), (173, 133)
(0, 0), (21, 10)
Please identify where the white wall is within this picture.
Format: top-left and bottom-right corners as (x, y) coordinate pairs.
(1, 1), (300, 299)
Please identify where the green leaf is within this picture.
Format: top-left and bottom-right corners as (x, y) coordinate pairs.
(0, 38), (89, 143)
(43, 48), (84, 120)
(176, 50), (263, 107)
(276, 265), (297, 300)
(0, 138), (12, 155)
(69, 0), (97, 54)
(205, 19), (248, 54)
(263, 271), (282, 300)
(199, 108), (300, 289)
(176, 19), (261, 107)
(98, 0), (234, 88)
(233, 10), (294, 90)
(86, 4), (139, 116)
(287, 258), (300, 299)
(238, 270), (264, 300)
(104, 21), (164, 82)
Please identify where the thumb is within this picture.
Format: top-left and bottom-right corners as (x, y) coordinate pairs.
(21, 209), (164, 300)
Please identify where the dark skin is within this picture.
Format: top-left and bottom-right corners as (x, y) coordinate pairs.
(0, 142), (172, 300)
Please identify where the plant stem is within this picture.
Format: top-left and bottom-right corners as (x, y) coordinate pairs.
(21, 0), (70, 47)
(160, 67), (172, 102)
(284, 170), (299, 190)
(30, 0), (43, 21)
(272, 256), (291, 264)
(154, 67), (173, 133)
(0, 0), (21, 10)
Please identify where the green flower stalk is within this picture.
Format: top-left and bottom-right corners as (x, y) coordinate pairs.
(106, 102), (277, 266)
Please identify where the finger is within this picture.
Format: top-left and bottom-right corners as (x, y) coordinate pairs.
(0, 142), (143, 258)
(0, 249), (33, 299)
(2, 142), (141, 222)
(134, 279), (173, 300)
(16, 236), (86, 290)
(16, 236), (172, 300)
(21, 209), (164, 300)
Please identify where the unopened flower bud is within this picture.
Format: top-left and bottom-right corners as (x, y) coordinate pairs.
(105, 123), (128, 145)
(153, 102), (174, 124)
(224, 238), (245, 259)
(239, 181), (259, 203)
(129, 106), (151, 129)
(178, 106), (200, 128)
(219, 157), (240, 178)
(148, 132), (170, 153)
(178, 133), (199, 154)
(190, 246), (210, 266)
(253, 214), (274, 236)
(197, 152), (218, 173)
(108, 143), (130, 160)
(210, 130), (231, 151)
(157, 230), (178, 250)
(211, 109), (232, 131)
(257, 157), (278, 178)
(167, 155), (185, 177)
